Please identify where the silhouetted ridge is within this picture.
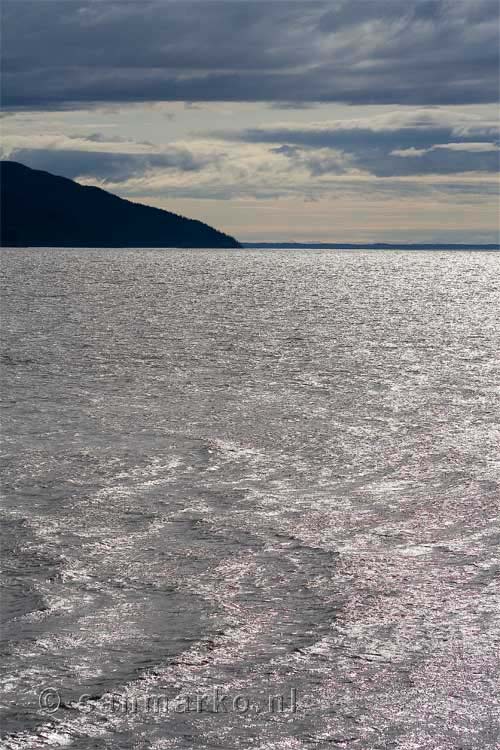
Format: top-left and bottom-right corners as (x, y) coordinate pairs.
(0, 161), (240, 248)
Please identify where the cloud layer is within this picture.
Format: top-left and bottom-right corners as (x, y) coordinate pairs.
(212, 109), (500, 178)
(3, 109), (497, 201)
(2, 0), (498, 109)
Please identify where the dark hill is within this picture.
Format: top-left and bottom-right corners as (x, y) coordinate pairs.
(0, 161), (240, 248)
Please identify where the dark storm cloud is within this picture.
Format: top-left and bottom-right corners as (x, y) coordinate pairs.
(300, 145), (499, 178)
(1, 0), (498, 108)
(220, 113), (500, 177)
(5, 148), (209, 182)
(239, 126), (460, 151)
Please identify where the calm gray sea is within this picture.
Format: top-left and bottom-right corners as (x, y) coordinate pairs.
(1, 248), (499, 749)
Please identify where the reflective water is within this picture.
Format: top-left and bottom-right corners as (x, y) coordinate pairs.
(1, 248), (499, 749)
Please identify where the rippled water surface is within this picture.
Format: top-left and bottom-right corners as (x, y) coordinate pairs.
(1, 248), (499, 749)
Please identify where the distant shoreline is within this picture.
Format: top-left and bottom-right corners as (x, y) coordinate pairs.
(242, 242), (500, 251)
(2, 243), (498, 252)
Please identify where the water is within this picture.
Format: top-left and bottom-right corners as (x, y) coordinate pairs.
(1, 248), (499, 749)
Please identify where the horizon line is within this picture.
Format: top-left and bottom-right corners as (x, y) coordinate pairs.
(241, 241), (500, 249)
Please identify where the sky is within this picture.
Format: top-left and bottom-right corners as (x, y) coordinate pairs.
(1, 0), (499, 243)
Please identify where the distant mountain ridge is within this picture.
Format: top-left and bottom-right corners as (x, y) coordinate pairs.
(243, 242), (500, 250)
(0, 161), (240, 248)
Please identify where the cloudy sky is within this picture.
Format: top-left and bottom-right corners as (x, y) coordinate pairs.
(1, 0), (499, 242)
